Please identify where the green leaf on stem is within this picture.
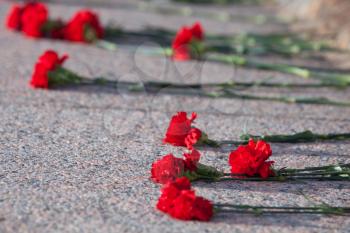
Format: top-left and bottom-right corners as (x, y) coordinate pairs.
(48, 67), (82, 87)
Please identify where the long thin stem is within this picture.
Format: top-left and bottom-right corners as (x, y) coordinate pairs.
(217, 176), (349, 182)
(206, 53), (350, 87)
(282, 163), (350, 173)
(104, 26), (331, 56)
(240, 130), (350, 143)
(279, 171), (350, 177)
(214, 203), (350, 215)
(221, 89), (350, 107)
(96, 40), (350, 87)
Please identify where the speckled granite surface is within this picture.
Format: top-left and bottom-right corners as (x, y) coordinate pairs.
(0, 1), (349, 233)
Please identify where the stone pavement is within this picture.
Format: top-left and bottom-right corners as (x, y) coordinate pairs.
(0, 1), (350, 232)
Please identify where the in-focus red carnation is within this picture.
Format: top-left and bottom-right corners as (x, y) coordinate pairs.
(5, 5), (22, 30)
(63, 10), (104, 42)
(168, 190), (197, 220)
(151, 154), (185, 184)
(156, 177), (191, 212)
(156, 177), (213, 221)
(21, 3), (48, 38)
(192, 196), (214, 221)
(30, 50), (68, 89)
(229, 139), (274, 178)
(163, 112), (202, 149)
(151, 150), (202, 184)
(172, 22), (204, 61)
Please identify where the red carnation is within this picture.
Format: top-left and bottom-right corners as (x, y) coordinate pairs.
(5, 5), (22, 30)
(229, 139), (275, 178)
(30, 50), (68, 89)
(63, 10), (104, 42)
(168, 190), (197, 220)
(192, 196), (214, 221)
(156, 177), (191, 212)
(151, 154), (185, 184)
(21, 3), (48, 38)
(156, 177), (213, 221)
(185, 128), (202, 150)
(151, 150), (202, 184)
(258, 161), (275, 178)
(172, 22), (204, 61)
(163, 112), (202, 149)
(183, 149), (201, 172)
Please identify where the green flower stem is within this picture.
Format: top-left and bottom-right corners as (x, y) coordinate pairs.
(218, 176), (350, 181)
(48, 67), (83, 87)
(48, 72), (350, 108)
(217, 209), (341, 215)
(282, 163), (350, 173)
(310, 71), (350, 86)
(217, 176), (288, 182)
(205, 53), (350, 87)
(224, 171), (350, 177)
(194, 167), (349, 182)
(214, 204), (350, 215)
(278, 166), (350, 176)
(82, 78), (350, 108)
(95, 41), (347, 86)
(218, 89), (350, 107)
(279, 171), (350, 177)
(121, 79), (341, 89)
(206, 53), (312, 78)
(240, 130), (350, 143)
(104, 26), (329, 56)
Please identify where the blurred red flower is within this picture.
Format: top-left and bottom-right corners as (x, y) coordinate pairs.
(21, 3), (48, 38)
(5, 4), (22, 30)
(63, 10), (104, 42)
(172, 22), (204, 60)
(30, 50), (68, 89)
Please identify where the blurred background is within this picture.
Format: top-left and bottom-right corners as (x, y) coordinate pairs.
(34, 0), (350, 49)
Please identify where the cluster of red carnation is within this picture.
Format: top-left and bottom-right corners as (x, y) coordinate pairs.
(153, 111), (276, 221)
(5, 2), (103, 42)
(151, 149), (201, 184)
(160, 112), (276, 180)
(172, 22), (204, 61)
(31, 50), (68, 89)
(162, 111), (275, 179)
(229, 139), (275, 178)
(156, 177), (213, 221)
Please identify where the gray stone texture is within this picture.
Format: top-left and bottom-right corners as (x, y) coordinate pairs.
(0, 1), (349, 233)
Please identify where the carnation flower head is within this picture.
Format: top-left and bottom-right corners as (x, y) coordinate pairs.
(5, 4), (22, 30)
(151, 154), (185, 184)
(172, 22), (205, 60)
(163, 112), (202, 149)
(151, 149), (202, 184)
(30, 50), (68, 89)
(20, 2), (48, 38)
(63, 10), (104, 42)
(229, 139), (275, 178)
(156, 177), (213, 221)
